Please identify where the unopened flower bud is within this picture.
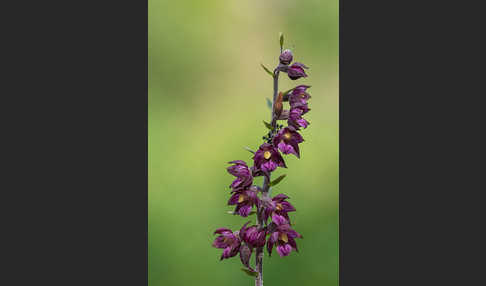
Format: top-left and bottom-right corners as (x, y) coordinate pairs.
(279, 49), (293, 65)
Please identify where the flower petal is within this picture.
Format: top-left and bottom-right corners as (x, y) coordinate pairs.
(214, 228), (232, 235)
(272, 214), (287, 226)
(238, 205), (252, 217)
(273, 193), (290, 201)
(276, 244), (292, 257)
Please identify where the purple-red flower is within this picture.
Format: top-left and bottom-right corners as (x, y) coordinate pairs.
(253, 143), (287, 173)
(240, 222), (267, 248)
(228, 186), (259, 217)
(288, 107), (310, 130)
(287, 62), (308, 80)
(289, 85), (311, 107)
(266, 214), (302, 257)
(262, 193), (296, 222)
(279, 49), (293, 65)
(273, 126), (304, 158)
(212, 228), (241, 260)
(227, 160), (253, 190)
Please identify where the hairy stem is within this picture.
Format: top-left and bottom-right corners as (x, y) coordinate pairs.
(255, 68), (280, 286)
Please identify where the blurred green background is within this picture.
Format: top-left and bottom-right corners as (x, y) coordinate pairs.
(149, 0), (338, 285)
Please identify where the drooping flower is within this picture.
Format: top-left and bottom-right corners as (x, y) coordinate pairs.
(273, 126), (304, 158)
(289, 85), (311, 107)
(262, 193), (296, 222)
(227, 160), (253, 190)
(287, 62), (308, 80)
(240, 222), (267, 248)
(253, 143), (287, 173)
(228, 186), (260, 217)
(288, 107), (310, 130)
(212, 228), (241, 260)
(279, 49), (293, 65)
(266, 214), (302, 257)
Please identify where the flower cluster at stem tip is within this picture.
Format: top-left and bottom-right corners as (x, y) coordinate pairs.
(212, 35), (311, 273)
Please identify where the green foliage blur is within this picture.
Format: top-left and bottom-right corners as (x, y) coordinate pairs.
(149, 0), (338, 285)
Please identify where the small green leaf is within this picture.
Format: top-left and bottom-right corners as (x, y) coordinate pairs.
(260, 63), (274, 77)
(283, 87), (295, 96)
(283, 85), (311, 97)
(266, 98), (273, 109)
(244, 146), (255, 154)
(263, 121), (274, 130)
(269, 174), (286, 187)
(279, 32), (284, 50)
(241, 268), (258, 277)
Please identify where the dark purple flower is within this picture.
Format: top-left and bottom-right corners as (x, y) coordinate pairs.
(228, 186), (259, 217)
(262, 193), (296, 222)
(253, 143), (287, 173)
(227, 160), (253, 190)
(266, 214), (302, 257)
(289, 85), (311, 107)
(288, 107), (310, 130)
(240, 222), (266, 248)
(279, 49), (293, 65)
(212, 228), (241, 260)
(287, 62), (308, 80)
(273, 126), (304, 158)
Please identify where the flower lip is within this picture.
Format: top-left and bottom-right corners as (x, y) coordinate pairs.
(263, 151), (271, 160)
(238, 194), (246, 203)
(272, 214), (288, 226)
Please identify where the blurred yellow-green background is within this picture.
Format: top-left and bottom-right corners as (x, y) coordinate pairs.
(149, 0), (338, 285)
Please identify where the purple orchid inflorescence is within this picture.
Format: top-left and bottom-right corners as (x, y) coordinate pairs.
(212, 34), (312, 285)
